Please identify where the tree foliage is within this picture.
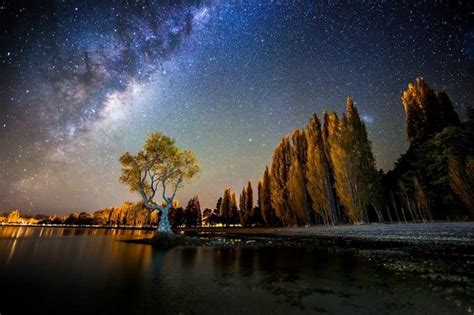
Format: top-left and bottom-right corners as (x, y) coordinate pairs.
(119, 132), (200, 211)
(305, 113), (336, 224)
(239, 181), (253, 226)
(401, 77), (460, 143)
(261, 97), (381, 225)
(385, 80), (473, 221)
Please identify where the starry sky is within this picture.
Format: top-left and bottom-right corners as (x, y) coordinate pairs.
(1, 0), (473, 214)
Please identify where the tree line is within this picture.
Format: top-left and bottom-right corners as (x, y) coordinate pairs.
(384, 78), (473, 222)
(206, 96), (380, 226)
(205, 78), (473, 227)
(1, 197), (204, 228)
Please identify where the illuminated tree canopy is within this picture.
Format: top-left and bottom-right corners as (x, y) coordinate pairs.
(119, 132), (200, 234)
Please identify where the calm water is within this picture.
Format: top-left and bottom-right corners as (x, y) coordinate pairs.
(0, 226), (472, 315)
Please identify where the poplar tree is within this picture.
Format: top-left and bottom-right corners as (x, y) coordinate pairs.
(196, 196), (202, 226)
(329, 98), (380, 223)
(215, 197), (222, 214)
(219, 188), (232, 226)
(305, 113), (336, 225)
(184, 198), (197, 227)
(230, 191), (239, 225)
(288, 137), (311, 225)
(401, 77), (460, 143)
(239, 188), (248, 225)
(259, 166), (276, 226)
(245, 182), (253, 217)
(328, 106), (363, 222)
(239, 182), (253, 226)
(270, 137), (293, 225)
(187, 195), (202, 226)
(292, 129), (311, 223)
(322, 111), (341, 222)
(257, 180), (263, 222)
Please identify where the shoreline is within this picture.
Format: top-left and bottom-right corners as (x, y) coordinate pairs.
(140, 222), (474, 254)
(1, 220), (472, 230)
(3, 222), (474, 253)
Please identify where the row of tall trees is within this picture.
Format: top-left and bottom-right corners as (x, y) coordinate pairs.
(30, 196), (203, 227)
(201, 185), (266, 227)
(384, 78), (473, 221)
(203, 97), (381, 227)
(223, 79), (472, 226)
(264, 97), (380, 225)
(171, 196), (202, 228)
(218, 188), (239, 226)
(239, 182), (265, 226)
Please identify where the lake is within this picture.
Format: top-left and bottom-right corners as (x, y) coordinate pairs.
(0, 226), (472, 314)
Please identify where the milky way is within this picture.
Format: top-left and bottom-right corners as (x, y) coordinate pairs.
(1, 1), (473, 214)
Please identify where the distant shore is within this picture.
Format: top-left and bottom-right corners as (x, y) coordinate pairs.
(0, 222), (156, 230)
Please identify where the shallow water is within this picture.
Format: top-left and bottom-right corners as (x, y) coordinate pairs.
(0, 226), (472, 314)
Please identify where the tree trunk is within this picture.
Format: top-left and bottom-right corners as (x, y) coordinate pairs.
(157, 205), (173, 235)
(373, 203), (384, 223)
(400, 207), (408, 223)
(390, 191), (400, 222)
(326, 171), (337, 224)
(385, 205), (393, 223)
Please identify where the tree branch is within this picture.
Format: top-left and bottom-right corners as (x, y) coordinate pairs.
(170, 177), (183, 200)
(162, 180), (167, 202)
(138, 167), (161, 211)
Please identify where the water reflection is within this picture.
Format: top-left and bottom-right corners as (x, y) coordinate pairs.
(0, 226), (471, 315)
(0, 225), (153, 239)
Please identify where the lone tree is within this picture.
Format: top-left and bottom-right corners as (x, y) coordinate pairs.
(119, 132), (200, 235)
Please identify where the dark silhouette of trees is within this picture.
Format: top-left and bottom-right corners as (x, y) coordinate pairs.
(169, 207), (185, 227)
(230, 192), (239, 225)
(385, 79), (473, 221)
(448, 156), (474, 216)
(402, 77), (460, 143)
(219, 188), (238, 226)
(239, 181), (253, 226)
(184, 196), (202, 227)
(202, 208), (212, 226)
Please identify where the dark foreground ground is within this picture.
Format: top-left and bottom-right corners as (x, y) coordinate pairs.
(131, 222), (474, 254)
(1, 223), (474, 314)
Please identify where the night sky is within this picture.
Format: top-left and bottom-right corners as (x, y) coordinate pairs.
(0, 0), (473, 214)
